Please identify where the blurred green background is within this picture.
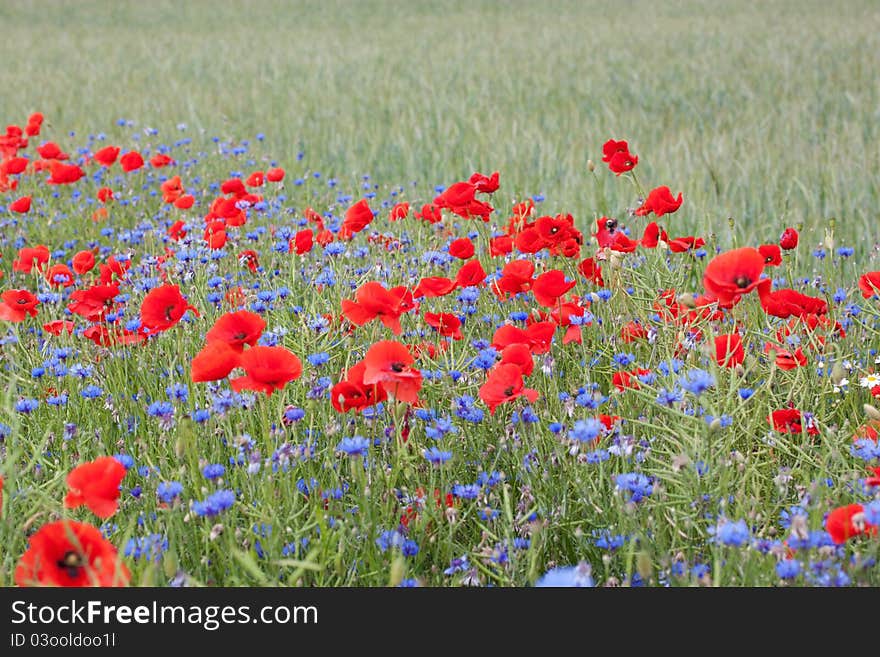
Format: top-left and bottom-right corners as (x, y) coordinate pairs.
(2, 0), (878, 247)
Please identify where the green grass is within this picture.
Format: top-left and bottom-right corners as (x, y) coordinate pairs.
(1, 0), (880, 587)
(2, 0), (878, 246)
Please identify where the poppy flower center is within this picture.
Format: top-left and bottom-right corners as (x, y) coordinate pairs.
(57, 550), (84, 579)
(390, 362), (405, 373)
(549, 226), (559, 235)
(734, 275), (752, 289)
(503, 386), (515, 396)
(233, 332), (247, 340)
(164, 305), (177, 321)
(16, 297), (28, 305)
(605, 219), (617, 231)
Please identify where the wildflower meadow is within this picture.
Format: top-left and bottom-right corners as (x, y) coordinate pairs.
(1, 1), (879, 589)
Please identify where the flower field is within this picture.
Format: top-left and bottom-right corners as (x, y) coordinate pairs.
(1, 0), (879, 588)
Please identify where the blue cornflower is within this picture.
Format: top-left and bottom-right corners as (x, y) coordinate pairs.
(114, 454), (135, 469)
(165, 383), (189, 403)
(307, 352), (330, 367)
(612, 352), (636, 367)
(124, 534), (168, 562)
(472, 347), (498, 370)
(864, 501), (880, 526)
(80, 385), (104, 399)
(569, 418), (604, 443)
(401, 540), (420, 557)
(147, 400), (174, 417)
(776, 559), (801, 579)
(423, 447), (453, 465)
(156, 481), (183, 503)
(192, 489), (235, 517)
(679, 369), (715, 396)
(655, 387), (684, 406)
(593, 530), (627, 551)
(337, 435), (370, 457)
(615, 473), (653, 502)
(535, 563), (594, 587)
(202, 464), (225, 480)
(712, 519), (751, 546)
(452, 484), (481, 499)
(15, 398), (39, 414)
(444, 555), (470, 575)
(375, 530), (404, 552)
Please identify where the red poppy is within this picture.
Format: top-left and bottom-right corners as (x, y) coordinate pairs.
(228, 345), (302, 396)
(768, 408), (817, 435)
(858, 272), (880, 299)
(455, 259), (486, 288)
(714, 334), (744, 368)
(119, 151), (144, 173)
(361, 340), (422, 404)
(389, 202), (409, 221)
(764, 343), (807, 370)
(532, 270), (576, 307)
(0, 289), (40, 322)
(205, 310), (266, 351)
(759, 244), (782, 266)
(479, 363), (539, 414)
(174, 194), (194, 209)
(26, 112), (43, 136)
(64, 456), (126, 519)
(95, 187), (114, 203)
(45, 263), (75, 288)
(825, 504), (876, 545)
(13, 245), (50, 273)
(204, 221), (227, 249)
(491, 321), (555, 355)
(67, 283), (119, 321)
(640, 221), (662, 248)
(238, 249), (260, 273)
(668, 235), (705, 253)
(15, 519), (130, 587)
(493, 259), (534, 298)
(341, 198), (374, 237)
(290, 229), (314, 255)
(434, 181), (493, 221)
(498, 343), (534, 376)
(191, 341), (241, 382)
(150, 153), (175, 168)
(634, 186), (683, 217)
(37, 141), (69, 160)
(779, 228), (799, 250)
(612, 368), (651, 392)
(414, 203), (442, 224)
(1, 157), (28, 175)
(488, 235), (513, 256)
(702, 247), (766, 308)
(266, 167), (285, 182)
(9, 196), (31, 213)
(621, 321), (649, 343)
(92, 146), (120, 167)
(220, 178), (247, 197)
(331, 361), (388, 413)
(413, 276), (456, 299)
(341, 281), (409, 335)
(424, 312), (462, 340)
(448, 237), (475, 260)
(594, 217), (639, 252)
(140, 284), (199, 333)
(469, 171), (500, 193)
(43, 320), (75, 336)
(757, 280), (827, 319)
(601, 139), (638, 175)
(577, 257), (604, 287)
(46, 160), (85, 184)
(161, 176), (183, 203)
(98, 256), (130, 284)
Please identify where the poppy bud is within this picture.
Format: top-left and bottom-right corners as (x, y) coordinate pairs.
(388, 556), (406, 587)
(865, 404), (880, 421)
(830, 362), (847, 385)
(587, 160), (595, 172)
